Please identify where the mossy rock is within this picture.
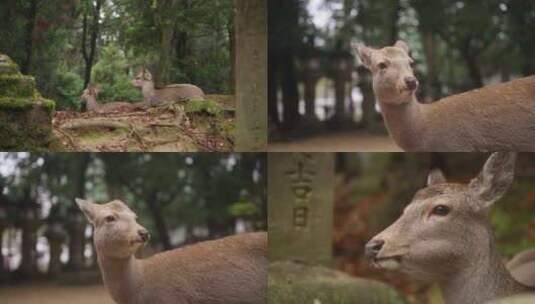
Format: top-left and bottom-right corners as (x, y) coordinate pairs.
(185, 99), (224, 116)
(268, 261), (406, 304)
(0, 74), (37, 98)
(0, 53), (56, 150)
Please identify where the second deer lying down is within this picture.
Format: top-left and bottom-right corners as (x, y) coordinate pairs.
(132, 69), (206, 107)
(365, 153), (534, 304)
(76, 198), (267, 304)
(80, 85), (141, 112)
(353, 41), (535, 152)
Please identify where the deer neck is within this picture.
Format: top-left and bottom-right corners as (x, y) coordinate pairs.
(141, 82), (156, 99)
(378, 94), (426, 151)
(441, 234), (527, 304)
(97, 254), (143, 304)
(86, 96), (100, 111)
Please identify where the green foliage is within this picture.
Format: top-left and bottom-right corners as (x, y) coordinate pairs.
(91, 44), (142, 102)
(229, 198), (260, 218)
(185, 99), (224, 116)
(48, 69), (84, 110)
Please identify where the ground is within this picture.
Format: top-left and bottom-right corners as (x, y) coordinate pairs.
(53, 95), (234, 152)
(0, 282), (114, 304)
(268, 131), (401, 152)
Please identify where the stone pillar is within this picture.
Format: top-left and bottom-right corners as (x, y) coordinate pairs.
(268, 153), (334, 266)
(19, 209), (40, 277)
(234, 0), (267, 151)
(45, 222), (67, 277)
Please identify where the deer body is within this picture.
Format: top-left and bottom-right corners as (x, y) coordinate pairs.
(76, 199), (267, 304)
(365, 153), (534, 304)
(354, 41), (535, 152)
(132, 70), (205, 106)
(81, 85), (140, 113)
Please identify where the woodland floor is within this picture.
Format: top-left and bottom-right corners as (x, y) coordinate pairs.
(268, 131), (401, 152)
(0, 282), (114, 304)
(53, 95), (234, 152)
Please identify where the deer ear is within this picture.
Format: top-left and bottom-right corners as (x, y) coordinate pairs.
(144, 70), (152, 81)
(76, 198), (98, 224)
(394, 40), (410, 54)
(427, 169), (446, 186)
(469, 153), (516, 208)
(352, 42), (373, 69)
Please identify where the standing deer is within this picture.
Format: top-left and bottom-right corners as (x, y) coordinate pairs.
(131, 69), (205, 106)
(76, 198), (267, 304)
(353, 41), (535, 152)
(80, 84), (140, 112)
(365, 153), (534, 304)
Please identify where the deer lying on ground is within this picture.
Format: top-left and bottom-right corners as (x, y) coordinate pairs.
(353, 41), (535, 152)
(131, 69), (206, 107)
(76, 198), (267, 304)
(80, 85), (141, 113)
(365, 153), (534, 304)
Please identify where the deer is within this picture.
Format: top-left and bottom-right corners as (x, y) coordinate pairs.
(131, 69), (206, 107)
(364, 152), (535, 304)
(80, 84), (141, 113)
(352, 41), (535, 152)
(75, 198), (267, 304)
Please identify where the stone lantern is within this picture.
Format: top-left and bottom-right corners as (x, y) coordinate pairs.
(44, 221), (67, 278)
(299, 46), (323, 121)
(327, 44), (355, 126)
(0, 54), (56, 150)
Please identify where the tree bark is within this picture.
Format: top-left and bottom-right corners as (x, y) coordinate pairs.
(146, 192), (172, 250)
(21, 0), (38, 74)
(82, 0), (103, 88)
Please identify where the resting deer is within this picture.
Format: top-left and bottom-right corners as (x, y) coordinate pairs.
(80, 85), (140, 113)
(76, 198), (267, 304)
(131, 69), (205, 106)
(353, 41), (535, 152)
(365, 153), (535, 304)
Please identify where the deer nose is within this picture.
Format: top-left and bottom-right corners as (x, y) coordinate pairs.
(138, 229), (150, 242)
(405, 77), (418, 91)
(365, 239), (385, 260)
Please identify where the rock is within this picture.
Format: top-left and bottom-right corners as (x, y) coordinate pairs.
(268, 261), (406, 304)
(0, 54), (56, 150)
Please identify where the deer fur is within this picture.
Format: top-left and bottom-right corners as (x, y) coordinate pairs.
(76, 198), (267, 304)
(80, 85), (141, 112)
(365, 153), (534, 304)
(131, 69), (205, 106)
(353, 41), (535, 152)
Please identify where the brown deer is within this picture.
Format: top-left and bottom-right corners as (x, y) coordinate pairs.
(76, 198), (267, 304)
(353, 41), (535, 152)
(131, 69), (205, 106)
(365, 153), (534, 304)
(80, 85), (141, 113)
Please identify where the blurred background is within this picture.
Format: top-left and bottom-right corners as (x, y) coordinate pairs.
(0, 153), (266, 303)
(268, 0), (535, 151)
(0, 0), (233, 110)
(333, 153), (535, 303)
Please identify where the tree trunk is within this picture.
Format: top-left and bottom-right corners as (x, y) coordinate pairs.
(155, 0), (179, 86)
(420, 30), (442, 100)
(146, 192), (172, 250)
(358, 69), (377, 129)
(281, 52), (299, 129)
(235, 0), (268, 151)
(21, 0), (38, 74)
(461, 50), (484, 88)
(82, 0), (103, 88)
(268, 52), (280, 126)
(389, 0), (401, 45)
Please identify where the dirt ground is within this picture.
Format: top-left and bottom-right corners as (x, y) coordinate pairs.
(268, 131), (402, 152)
(0, 282), (114, 304)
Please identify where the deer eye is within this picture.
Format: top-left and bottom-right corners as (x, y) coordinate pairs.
(378, 62), (388, 70)
(105, 215), (117, 223)
(431, 205), (450, 216)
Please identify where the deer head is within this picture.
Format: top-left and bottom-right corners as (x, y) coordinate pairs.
(132, 68), (153, 88)
(365, 153), (516, 282)
(76, 199), (150, 259)
(352, 40), (418, 105)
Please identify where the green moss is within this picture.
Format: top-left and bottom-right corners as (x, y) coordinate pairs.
(41, 98), (56, 112)
(0, 55), (21, 75)
(0, 74), (36, 98)
(0, 97), (35, 110)
(185, 99), (224, 116)
(268, 261), (406, 304)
